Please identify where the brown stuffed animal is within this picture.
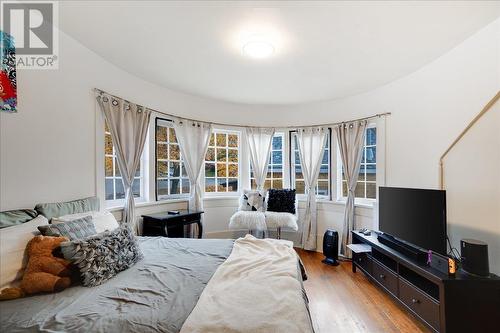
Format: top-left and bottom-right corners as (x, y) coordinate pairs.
(0, 235), (73, 300)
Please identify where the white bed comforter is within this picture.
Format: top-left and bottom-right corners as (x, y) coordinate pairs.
(180, 235), (314, 333)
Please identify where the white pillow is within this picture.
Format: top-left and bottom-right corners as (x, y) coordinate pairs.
(52, 211), (119, 234)
(0, 215), (49, 288)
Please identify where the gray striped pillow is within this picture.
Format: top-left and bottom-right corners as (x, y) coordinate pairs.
(38, 216), (96, 240)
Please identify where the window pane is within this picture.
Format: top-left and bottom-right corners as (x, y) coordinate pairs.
(228, 164), (238, 177)
(366, 182), (376, 199)
(169, 128), (177, 143)
(322, 150), (329, 164)
(217, 148), (227, 162)
(228, 149), (238, 162)
(355, 182), (365, 198)
(272, 135), (282, 149)
(318, 165), (329, 179)
(182, 178), (190, 193)
(317, 181), (329, 196)
(264, 179), (271, 190)
(156, 126), (168, 142)
(295, 165), (303, 180)
(170, 179), (180, 195)
(295, 151), (300, 165)
(366, 127), (376, 146)
(157, 143), (168, 159)
(170, 161), (181, 177)
(105, 134), (113, 155)
(115, 179), (125, 199)
(273, 179), (283, 189)
(169, 144), (180, 160)
(132, 179), (141, 197)
(105, 179), (114, 200)
(228, 134), (238, 147)
(181, 164), (188, 177)
(251, 178), (257, 190)
(366, 146), (376, 163)
(209, 133), (215, 146)
(217, 163), (227, 177)
(216, 133), (226, 147)
(227, 178), (238, 192)
(158, 179), (169, 196)
(272, 151), (282, 164)
(205, 163), (215, 177)
(205, 178), (216, 192)
(206, 148), (215, 161)
(296, 180), (305, 194)
(366, 164), (376, 181)
(157, 161), (168, 177)
(105, 157), (113, 177)
(272, 168), (282, 179)
(217, 178), (227, 191)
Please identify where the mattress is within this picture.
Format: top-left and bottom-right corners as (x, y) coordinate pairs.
(0, 237), (234, 333)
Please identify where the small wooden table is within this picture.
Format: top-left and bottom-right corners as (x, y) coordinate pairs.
(142, 210), (204, 238)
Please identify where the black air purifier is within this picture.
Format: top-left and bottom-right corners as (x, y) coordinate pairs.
(322, 229), (339, 266)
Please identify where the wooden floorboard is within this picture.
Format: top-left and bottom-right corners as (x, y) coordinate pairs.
(297, 249), (431, 333)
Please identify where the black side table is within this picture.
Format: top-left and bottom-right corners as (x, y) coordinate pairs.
(142, 210), (204, 238)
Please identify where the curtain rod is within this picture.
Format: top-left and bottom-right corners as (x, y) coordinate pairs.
(94, 88), (391, 129)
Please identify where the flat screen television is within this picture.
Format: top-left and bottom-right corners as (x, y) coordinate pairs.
(379, 187), (447, 255)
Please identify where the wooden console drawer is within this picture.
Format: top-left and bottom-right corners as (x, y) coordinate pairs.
(372, 260), (398, 296)
(354, 253), (372, 275)
(399, 278), (440, 331)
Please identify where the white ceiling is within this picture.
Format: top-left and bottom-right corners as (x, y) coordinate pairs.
(59, 1), (500, 105)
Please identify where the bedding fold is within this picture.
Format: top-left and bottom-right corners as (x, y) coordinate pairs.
(180, 235), (314, 333)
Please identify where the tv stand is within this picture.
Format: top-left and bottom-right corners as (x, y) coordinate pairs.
(352, 231), (500, 333)
(377, 233), (427, 264)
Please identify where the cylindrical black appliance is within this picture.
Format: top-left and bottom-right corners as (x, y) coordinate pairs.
(460, 239), (489, 277)
(322, 229), (339, 266)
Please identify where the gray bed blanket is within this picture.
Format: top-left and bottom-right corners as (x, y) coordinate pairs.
(0, 237), (234, 333)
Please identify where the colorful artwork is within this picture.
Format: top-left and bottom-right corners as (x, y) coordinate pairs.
(1, 31), (17, 113)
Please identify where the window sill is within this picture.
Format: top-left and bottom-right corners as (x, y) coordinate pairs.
(106, 198), (188, 212)
(334, 199), (375, 208)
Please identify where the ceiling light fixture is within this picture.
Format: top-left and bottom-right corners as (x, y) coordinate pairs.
(242, 40), (275, 59)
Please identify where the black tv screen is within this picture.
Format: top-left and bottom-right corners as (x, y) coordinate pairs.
(379, 187), (447, 255)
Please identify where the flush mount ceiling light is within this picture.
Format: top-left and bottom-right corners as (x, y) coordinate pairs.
(242, 40), (275, 59)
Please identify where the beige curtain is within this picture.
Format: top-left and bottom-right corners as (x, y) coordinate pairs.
(246, 128), (275, 190)
(173, 119), (213, 237)
(96, 92), (151, 233)
(296, 127), (328, 251)
(335, 120), (367, 257)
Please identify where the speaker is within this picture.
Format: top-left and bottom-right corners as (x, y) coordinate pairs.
(322, 229), (339, 266)
(461, 239), (489, 277)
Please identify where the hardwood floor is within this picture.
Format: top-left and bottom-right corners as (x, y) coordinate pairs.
(297, 249), (431, 333)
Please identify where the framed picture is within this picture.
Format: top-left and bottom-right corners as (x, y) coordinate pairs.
(1, 31), (17, 113)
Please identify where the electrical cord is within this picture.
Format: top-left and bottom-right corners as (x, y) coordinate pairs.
(446, 235), (461, 261)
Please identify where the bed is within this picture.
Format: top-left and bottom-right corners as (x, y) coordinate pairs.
(0, 234), (314, 333)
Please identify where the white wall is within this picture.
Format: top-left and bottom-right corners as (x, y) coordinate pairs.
(1, 19), (498, 264)
(444, 102), (499, 275)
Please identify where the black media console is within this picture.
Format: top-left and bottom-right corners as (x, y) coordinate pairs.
(352, 231), (500, 333)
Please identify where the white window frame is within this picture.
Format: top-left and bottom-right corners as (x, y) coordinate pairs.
(250, 132), (285, 190)
(204, 129), (241, 197)
(290, 130), (331, 200)
(336, 122), (380, 206)
(155, 118), (190, 200)
(103, 123), (147, 209)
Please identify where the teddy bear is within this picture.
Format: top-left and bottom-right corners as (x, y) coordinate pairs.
(0, 235), (73, 300)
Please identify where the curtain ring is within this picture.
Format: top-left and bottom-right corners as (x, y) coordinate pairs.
(112, 99), (118, 106)
(137, 107), (142, 113)
(125, 104), (130, 111)
(102, 96), (109, 102)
